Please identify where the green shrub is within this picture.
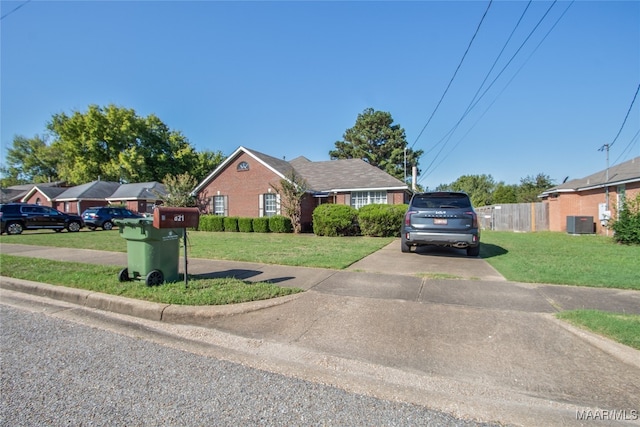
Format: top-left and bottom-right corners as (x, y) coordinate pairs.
(223, 216), (239, 232)
(358, 204), (408, 237)
(238, 217), (253, 232)
(199, 214), (224, 232)
(610, 193), (640, 245)
(269, 215), (293, 233)
(253, 217), (270, 233)
(312, 204), (358, 237)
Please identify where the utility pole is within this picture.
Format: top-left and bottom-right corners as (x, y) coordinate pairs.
(598, 143), (610, 210)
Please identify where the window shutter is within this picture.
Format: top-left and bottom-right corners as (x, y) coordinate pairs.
(344, 194), (350, 206)
(223, 195), (229, 216)
(210, 197), (214, 214)
(276, 194), (281, 215)
(259, 194), (264, 217)
(386, 192), (393, 205)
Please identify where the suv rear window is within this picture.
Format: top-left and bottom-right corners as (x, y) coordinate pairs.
(411, 193), (471, 209)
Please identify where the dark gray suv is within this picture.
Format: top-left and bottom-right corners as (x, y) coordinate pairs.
(400, 192), (480, 256)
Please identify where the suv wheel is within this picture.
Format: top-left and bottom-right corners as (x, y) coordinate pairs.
(400, 236), (411, 253)
(6, 221), (23, 235)
(67, 221), (81, 232)
(467, 245), (480, 257)
(102, 221), (114, 231)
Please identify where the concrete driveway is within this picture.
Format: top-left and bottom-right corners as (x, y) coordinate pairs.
(347, 239), (506, 281)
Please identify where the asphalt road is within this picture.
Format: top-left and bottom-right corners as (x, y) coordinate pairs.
(1, 295), (501, 427)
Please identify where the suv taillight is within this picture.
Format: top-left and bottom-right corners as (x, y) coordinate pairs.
(404, 211), (415, 226)
(466, 211), (478, 228)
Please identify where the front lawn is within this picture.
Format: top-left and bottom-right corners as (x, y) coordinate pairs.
(480, 231), (640, 290)
(0, 254), (302, 305)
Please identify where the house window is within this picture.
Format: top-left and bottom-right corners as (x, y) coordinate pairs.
(350, 191), (387, 209)
(264, 193), (277, 217)
(213, 195), (226, 216)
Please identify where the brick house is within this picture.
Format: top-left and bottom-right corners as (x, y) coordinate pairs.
(191, 146), (409, 231)
(20, 185), (69, 207)
(53, 181), (121, 214)
(5, 180), (166, 215)
(540, 156), (640, 234)
(106, 182), (167, 214)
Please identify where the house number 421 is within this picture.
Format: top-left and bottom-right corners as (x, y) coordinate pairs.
(174, 214), (185, 222)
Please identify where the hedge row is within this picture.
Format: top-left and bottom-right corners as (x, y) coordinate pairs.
(199, 215), (292, 233)
(312, 203), (408, 237)
(198, 204), (408, 237)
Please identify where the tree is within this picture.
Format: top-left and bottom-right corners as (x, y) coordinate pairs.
(444, 174), (496, 207)
(159, 172), (198, 207)
(329, 108), (423, 182)
(47, 104), (204, 184)
(1, 135), (60, 185)
(191, 150), (226, 183)
(270, 169), (309, 233)
(517, 173), (555, 203)
(493, 183), (518, 204)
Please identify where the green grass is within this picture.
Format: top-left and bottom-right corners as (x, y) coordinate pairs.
(556, 310), (640, 350)
(480, 231), (640, 290)
(0, 230), (394, 269)
(2, 229), (639, 349)
(0, 254), (302, 305)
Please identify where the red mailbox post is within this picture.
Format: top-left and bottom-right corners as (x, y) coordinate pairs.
(153, 207), (200, 287)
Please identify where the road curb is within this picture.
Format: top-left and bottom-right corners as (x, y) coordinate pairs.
(0, 276), (303, 324)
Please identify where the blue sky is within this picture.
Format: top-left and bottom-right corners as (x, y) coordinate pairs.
(2, 0), (639, 189)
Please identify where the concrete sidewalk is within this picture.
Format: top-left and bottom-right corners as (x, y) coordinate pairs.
(1, 242), (640, 426)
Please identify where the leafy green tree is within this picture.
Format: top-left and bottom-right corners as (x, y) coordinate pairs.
(1, 135), (60, 185)
(191, 150), (226, 183)
(493, 183), (518, 204)
(47, 104), (203, 184)
(446, 174), (496, 207)
(517, 173), (555, 203)
(329, 108), (423, 181)
(159, 172), (198, 207)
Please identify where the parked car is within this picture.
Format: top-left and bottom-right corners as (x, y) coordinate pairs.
(400, 192), (481, 257)
(81, 206), (143, 230)
(0, 203), (84, 235)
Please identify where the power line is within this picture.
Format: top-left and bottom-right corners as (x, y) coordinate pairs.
(419, 0), (573, 184)
(419, 0), (565, 183)
(410, 0), (493, 150)
(604, 83), (640, 150)
(0, 0), (31, 21)
(612, 128), (640, 165)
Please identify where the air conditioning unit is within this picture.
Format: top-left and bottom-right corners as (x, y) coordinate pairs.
(566, 216), (594, 234)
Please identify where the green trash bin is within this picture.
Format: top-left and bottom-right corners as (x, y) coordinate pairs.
(115, 218), (183, 286)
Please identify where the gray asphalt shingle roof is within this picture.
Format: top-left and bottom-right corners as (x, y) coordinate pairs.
(56, 181), (121, 200)
(107, 182), (166, 200)
(542, 156), (640, 194)
(236, 147), (407, 193)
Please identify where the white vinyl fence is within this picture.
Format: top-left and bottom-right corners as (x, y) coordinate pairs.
(476, 203), (548, 232)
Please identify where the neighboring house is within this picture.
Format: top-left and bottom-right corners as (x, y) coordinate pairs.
(53, 181), (121, 214)
(21, 185), (69, 207)
(1, 180), (167, 215)
(106, 182), (167, 214)
(540, 156), (640, 235)
(191, 146), (409, 231)
(1, 182), (67, 204)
